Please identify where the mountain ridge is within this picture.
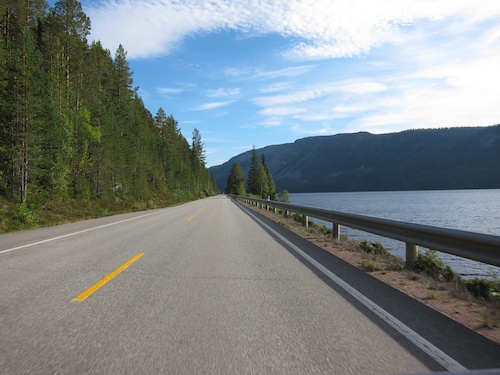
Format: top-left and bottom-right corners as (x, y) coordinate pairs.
(209, 125), (500, 193)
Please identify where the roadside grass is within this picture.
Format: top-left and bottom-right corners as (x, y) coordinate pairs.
(0, 192), (189, 234)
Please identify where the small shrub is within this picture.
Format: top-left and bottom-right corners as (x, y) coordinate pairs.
(463, 278), (500, 302)
(359, 241), (390, 256)
(424, 291), (438, 300)
(413, 250), (459, 282)
(361, 259), (382, 272)
(309, 221), (333, 237)
(277, 190), (290, 203)
(482, 316), (500, 328)
(17, 203), (40, 225)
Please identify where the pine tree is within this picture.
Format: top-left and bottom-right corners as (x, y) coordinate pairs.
(226, 162), (246, 195)
(1, 0), (49, 203)
(191, 127), (205, 190)
(247, 146), (260, 195)
(247, 148), (277, 199)
(261, 153), (276, 200)
(257, 163), (269, 199)
(114, 44), (132, 104)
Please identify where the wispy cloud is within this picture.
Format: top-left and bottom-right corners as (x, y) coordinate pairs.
(87, 0), (500, 61)
(195, 101), (233, 110)
(253, 80), (386, 107)
(254, 65), (315, 79)
(206, 88), (241, 98)
(157, 87), (185, 95)
(259, 82), (291, 93)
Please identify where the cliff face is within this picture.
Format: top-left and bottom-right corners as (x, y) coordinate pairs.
(209, 125), (500, 193)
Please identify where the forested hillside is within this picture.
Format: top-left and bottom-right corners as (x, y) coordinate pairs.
(0, 1), (217, 231)
(210, 125), (500, 193)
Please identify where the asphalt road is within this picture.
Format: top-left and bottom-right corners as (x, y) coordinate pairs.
(1, 196), (497, 374)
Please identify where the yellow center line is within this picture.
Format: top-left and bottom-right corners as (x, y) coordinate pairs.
(72, 253), (144, 302)
(187, 215), (195, 221)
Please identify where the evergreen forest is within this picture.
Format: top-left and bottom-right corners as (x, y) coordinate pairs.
(0, 0), (218, 232)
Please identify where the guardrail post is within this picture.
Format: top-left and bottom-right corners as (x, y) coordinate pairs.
(273, 207), (277, 214)
(405, 243), (418, 268)
(284, 210), (289, 218)
(302, 215), (309, 228)
(332, 223), (340, 240)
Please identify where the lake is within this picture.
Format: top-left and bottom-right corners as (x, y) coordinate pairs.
(290, 189), (500, 279)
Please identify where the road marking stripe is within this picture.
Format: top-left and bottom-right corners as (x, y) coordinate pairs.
(0, 211), (165, 255)
(72, 253), (144, 302)
(240, 204), (467, 372)
(187, 215), (195, 221)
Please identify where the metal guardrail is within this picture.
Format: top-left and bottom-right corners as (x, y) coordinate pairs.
(233, 195), (500, 268)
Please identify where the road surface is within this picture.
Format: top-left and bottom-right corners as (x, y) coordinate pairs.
(1, 196), (498, 374)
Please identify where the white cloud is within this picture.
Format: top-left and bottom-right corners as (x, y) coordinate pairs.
(86, 0), (500, 161)
(254, 65), (315, 79)
(86, 0), (500, 60)
(195, 101), (233, 110)
(206, 88), (241, 98)
(157, 87), (185, 95)
(259, 117), (283, 127)
(259, 82), (291, 93)
(253, 80), (386, 107)
(253, 87), (328, 107)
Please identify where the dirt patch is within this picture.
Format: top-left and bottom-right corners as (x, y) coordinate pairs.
(244, 202), (500, 345)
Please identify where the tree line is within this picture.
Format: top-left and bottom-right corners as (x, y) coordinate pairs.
(226, 147), (286, 201)
(0, 0), (217, 223)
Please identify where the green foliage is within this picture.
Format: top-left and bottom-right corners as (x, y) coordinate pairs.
(359, 241), (391, 256)
(361, 259), (382, 272)
(247, 146), (260, 196)
(0, 0), (218, 231)
(413, 250), (459, 282)
(17, 203), (40, 225)
(463, 277), (500, 302)
(261, 154), (276, 200)
(225, 162), (246, 195)
(277, 190), (290, 203)
(411, 250), (499, 302)
(246, 147), (277, 199)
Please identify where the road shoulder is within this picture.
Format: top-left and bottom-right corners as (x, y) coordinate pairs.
(234, 199), (500, 370)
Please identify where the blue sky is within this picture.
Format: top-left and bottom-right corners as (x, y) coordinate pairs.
(77, 0), (500, 167)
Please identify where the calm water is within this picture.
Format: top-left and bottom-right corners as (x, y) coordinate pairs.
(290, 190), (500, 279)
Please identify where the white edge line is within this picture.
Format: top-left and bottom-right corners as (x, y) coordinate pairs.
(0, 210), (164, 255)
(240, 204), (468, 373)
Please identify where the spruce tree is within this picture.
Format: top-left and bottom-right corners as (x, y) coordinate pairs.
(261, 154), (276, 200)
(191, 128), (205, 190)
(226, 162), (246, 195)
(247, 146), (260, 195)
